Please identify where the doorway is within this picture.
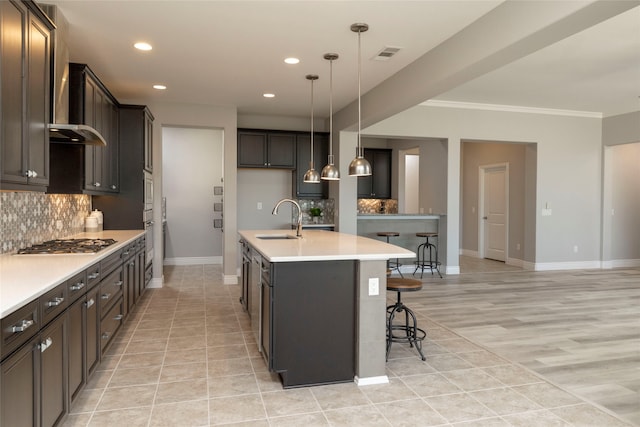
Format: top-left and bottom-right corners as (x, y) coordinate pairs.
(399, 148), (420, 213)
(479, 163), (509, 262)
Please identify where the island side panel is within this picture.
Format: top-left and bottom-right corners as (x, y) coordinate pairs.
(355, 260), (389, 384)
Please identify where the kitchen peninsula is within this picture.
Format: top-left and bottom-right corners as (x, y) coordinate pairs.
(238, 229), (414, 388)
(357, 214), (447, 273)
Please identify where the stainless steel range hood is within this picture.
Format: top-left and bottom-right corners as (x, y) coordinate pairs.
(41, 3), (107, 147)
(48, 124), (106, 146)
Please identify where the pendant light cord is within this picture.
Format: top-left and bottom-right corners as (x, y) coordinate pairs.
(329, 58), (333, 159)
(357, 28), (362, 157)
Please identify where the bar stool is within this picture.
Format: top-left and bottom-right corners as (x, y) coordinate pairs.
(376, 232), (403, 278)
(413, 232), (442, 278)
(386, 277), (426, 361)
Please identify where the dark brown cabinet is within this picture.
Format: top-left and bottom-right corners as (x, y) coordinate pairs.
(357, 148), (392, 199)
(1, 334), (37, 427)
(0, 0), (52, 191)
(293, 133), (329, 199)
(39, 314), (67, 427)
(48, 63), (119, 195)
(93, 105), (154, 231)
(238, 130), (296, 169)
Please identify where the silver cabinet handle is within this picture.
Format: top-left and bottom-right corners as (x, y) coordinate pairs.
(70, 281), (85, 291)
(88, 272), (100, 280)
(94, 182), (101, 187)
(85, 298), (95, 308)
(11, 319), (35, 333)
(111, 184), (117, 190)
(129, 261), (135, 267)
(115, 281), (123, 287)
(101, 293), (111, 300)
(46, 297), (64, 307)
(40, 337), (53, 352)
(113, 314), (123, 321)
(101, 332), (110, 340)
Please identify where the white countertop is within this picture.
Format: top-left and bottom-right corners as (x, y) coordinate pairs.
(0, 230), (145, 319)
(239, 229), (415, 262)
(358, 214), (443, 219)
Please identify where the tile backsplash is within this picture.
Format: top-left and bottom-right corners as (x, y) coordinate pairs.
(296, 198), (335, 225)
(0, 192), (91, 254)
(357, 198), (398, 214)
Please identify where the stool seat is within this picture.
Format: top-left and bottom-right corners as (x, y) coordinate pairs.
(377, 231), (400, 237)
(386, 277), (426, 361)
(387, 278), (422, 292)
(416, 232), (437, 238)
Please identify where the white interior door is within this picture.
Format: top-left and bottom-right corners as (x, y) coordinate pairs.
(480, 164), (508, 261)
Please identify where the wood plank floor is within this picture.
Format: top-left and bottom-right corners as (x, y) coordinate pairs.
(401, 256), (640, 426)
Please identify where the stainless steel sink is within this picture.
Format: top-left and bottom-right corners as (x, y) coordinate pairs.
(256, 234), (299, 240)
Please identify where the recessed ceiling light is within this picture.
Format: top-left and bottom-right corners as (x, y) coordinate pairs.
(263, 93), (275, 98)
(284, 57), (299, 65)
(134, 42), (152, 51)
(153, 84), (167, 90)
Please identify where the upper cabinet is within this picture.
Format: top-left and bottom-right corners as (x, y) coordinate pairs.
(357, 148), (392, 199)
(0, 0), (53, 191)
(293, 133), (329, 199)
(238, 129), (296, 169)
(48, 64), (120, 194)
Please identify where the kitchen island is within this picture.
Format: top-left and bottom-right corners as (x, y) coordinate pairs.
(238, 229), (414, 388)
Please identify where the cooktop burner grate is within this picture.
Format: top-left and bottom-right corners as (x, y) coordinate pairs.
(17, 238), (117, 254)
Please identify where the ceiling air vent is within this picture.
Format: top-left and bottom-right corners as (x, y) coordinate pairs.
(372, 46), (401, 61)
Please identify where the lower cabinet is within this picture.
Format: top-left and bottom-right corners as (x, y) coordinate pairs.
(261, 260), (356, 388)
(0, 313), (66, 427)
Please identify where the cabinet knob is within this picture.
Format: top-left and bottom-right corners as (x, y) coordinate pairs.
(32, 170), (38, 178)
(94, 182), (101, 187)
(111, 185), (117, 190)
(40, 337), (53, 352)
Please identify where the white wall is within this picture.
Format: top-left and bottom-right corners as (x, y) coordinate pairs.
(162, 127), (223, 263)
(237, 169), (293, 231)
(365, 104), (603, 268)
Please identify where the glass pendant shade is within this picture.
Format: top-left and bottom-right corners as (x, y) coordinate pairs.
(321, 53), (340, 181)
(349, 23), (371, 177)
(304, 74), (320, 183)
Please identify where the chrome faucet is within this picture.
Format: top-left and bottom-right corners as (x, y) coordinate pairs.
(272, 198), (303, 237)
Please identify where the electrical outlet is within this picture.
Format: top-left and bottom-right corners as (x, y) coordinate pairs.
(516, 243), (521, 251)
(257, 202), (262, 210)
(368, 278), (379, 296)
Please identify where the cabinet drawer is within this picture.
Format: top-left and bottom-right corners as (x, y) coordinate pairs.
(99, 266), (124, 318)
(101, 249), (123, 277)
(100, 297), (124, 354)
(86, 263), (101, 289)
(1, 300), (39, 360)
(40, 283), (68, 325)
(121, 242), (136, 260)
(66, 271), (88, 304)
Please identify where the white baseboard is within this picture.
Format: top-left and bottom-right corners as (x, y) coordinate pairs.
(460, 249), (479, 258)
(147, 276), (163, 288)
(445, 265), (460, 275)
(163, 256), (222, 266)
(355, 375), (389, 386)
(534, 260), (602, 271)
(224, 275), (238, 285)
(602, 259), (640, 269)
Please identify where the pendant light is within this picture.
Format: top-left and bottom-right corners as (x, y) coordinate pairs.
(303, 74), (321, 183)
(321, 53), (340, 181)
(348, 23), (372, 177)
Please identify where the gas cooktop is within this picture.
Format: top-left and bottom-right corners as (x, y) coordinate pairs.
(17, 238), (117, 255)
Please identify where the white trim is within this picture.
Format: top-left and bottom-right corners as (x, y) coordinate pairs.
(147, 277), (163, 289)
(506, 257), (525, 268)
(460, 248), (479, 258)
(355, 375), (389, 386)
(534, 261), (602, 271)
(420, 100), (603, 118)
(224, 274), (239, 285)
(446, 265), (460, 275)
(602, 259), (640, 269)
(163, 256), (222, 266)
(479, 163), (509, 262)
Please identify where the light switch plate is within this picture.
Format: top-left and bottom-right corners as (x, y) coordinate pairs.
(368, 278), (379, 296)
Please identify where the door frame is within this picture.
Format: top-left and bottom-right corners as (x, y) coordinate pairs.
(478, 162), (509, 260)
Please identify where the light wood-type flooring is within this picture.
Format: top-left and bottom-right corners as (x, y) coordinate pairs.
(61, 261), (638, 426)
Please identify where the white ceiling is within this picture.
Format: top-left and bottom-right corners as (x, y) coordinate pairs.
(44, 1), (639, 120)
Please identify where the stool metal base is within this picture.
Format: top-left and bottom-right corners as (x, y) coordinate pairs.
(413, 234), (442, 279)
(386, 297), (426, 361)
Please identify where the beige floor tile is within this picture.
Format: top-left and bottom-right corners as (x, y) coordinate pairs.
(512, 382), (583, 408)
(159, 361), (207, 382)
(323, 405), (390, 427)
(60, 413), (91, 427)
(166, 335), (207, 351)
(441, 368), (506, 391)
(470, 387), (542, 416)
(96, 384), (156, 411)
(375, 398), (448, 426)
(154, 378), (208, 404)
(163, 347), (207, 366)
(84, 369), (113, 390)
(118, 351), (165, 369)
(423, 392), (497, 423)
(149, 400), (209, 427)
(108, 365), (161, 387)
(385, 356), (437, 376)
(310, 382), (370, 411)
(125, 338), (168, 354)
(87, 407), (151, 427)
(482, 364), (544, 386)
(208, 373), (260, 397)
(268, 412), (329, 426)
(261, 389), (322, 417)
(69, 389), (104, 414)
(208, 394), (266, 425)
(358, 378), (419, 404)
(400, 373), (462, 397)
(424, 353), (474, 372)
(207, 343), (247, 360)
(502, 409), (571, 426)
(208, 357), (254, 377)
